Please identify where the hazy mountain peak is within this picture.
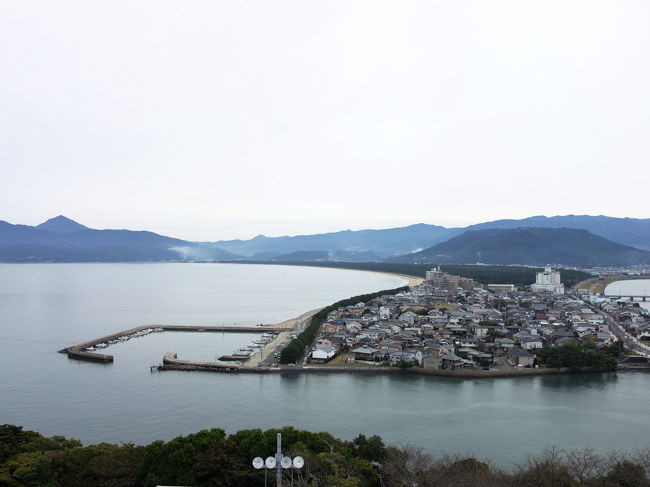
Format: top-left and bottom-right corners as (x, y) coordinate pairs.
(36, 215), (88, 233)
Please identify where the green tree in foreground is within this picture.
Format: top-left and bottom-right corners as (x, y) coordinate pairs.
(349, 434), (387, 463)
(0, 425), (81, 464)
(5, 425), (650, 486)
(535, 341), (617, 370)
(139, 428), (227, 487)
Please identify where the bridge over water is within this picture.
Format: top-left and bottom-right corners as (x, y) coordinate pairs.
(602, 294), (648, 301)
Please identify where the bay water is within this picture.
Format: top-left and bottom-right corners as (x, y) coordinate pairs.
(1, 264), (650, 468)
(605, 279), (650, 312)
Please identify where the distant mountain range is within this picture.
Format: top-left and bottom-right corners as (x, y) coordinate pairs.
(210, 215), (650, 256)
(0, 216), (237, 262)
(1, 214), (649, 266)
(389, 227), (650, 267)
(207, 223), (451, 259)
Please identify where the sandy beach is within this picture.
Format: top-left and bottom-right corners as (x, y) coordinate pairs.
(266, 266), (421, 331)
(244, 271), (420, 367)
(382, 272), (424, 287)
(272, 307), (324, 329)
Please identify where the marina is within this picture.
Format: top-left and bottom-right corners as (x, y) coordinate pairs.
(60, 324), (285, 363)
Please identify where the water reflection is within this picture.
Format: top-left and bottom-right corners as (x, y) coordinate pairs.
(279, 373), (302, 385)
(538, 372), (618, 391)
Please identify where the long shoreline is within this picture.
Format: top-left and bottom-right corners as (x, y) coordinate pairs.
(577, 275), (650, 295)
(326, 268), (423, 287)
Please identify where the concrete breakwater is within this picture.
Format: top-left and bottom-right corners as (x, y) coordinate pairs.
(153, 360), (649, 378)
(60, 324), (284, 363)
(218, 354), (253, 361)
(162, 352), (241, 371)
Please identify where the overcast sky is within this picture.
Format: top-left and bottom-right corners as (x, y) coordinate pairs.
(1, 1), (648, 241)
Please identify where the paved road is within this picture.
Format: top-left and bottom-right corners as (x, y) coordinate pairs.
(573, 292), (650, 358)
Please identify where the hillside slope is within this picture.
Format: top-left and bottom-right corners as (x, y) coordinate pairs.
(464, 215), (650, 250)
(390, 227), (650, 267)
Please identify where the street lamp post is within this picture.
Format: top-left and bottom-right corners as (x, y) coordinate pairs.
(252, 433), (304, 487)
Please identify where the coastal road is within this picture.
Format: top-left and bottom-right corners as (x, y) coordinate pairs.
(574, 293), (650, 358)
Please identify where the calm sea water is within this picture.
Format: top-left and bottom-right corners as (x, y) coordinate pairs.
(1, 264), (650, 468)
(605, 279), (650, 312)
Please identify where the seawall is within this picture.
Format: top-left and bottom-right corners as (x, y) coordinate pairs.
(154, 361), (648, 378)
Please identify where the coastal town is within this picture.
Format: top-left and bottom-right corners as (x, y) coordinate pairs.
(301, 267), (650, 373)
(60, 266), (650, 377)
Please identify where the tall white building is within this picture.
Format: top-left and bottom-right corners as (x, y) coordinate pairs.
(531, 267), (564, 294)
(425, 266), (444, 281)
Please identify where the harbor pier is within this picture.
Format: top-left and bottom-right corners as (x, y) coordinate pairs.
(60, 324), (284, 363)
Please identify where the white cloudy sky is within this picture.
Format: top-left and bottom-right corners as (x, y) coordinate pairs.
(1, 1), (648, 241)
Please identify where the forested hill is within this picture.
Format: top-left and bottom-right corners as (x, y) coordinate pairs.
(391, 227), (650, 267)
(464, 214), (650, 250)
(2, 424), (650, 487)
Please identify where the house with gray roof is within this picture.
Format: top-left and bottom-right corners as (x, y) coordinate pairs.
(352, 346), (380, 362)
(441, 352), (463, 370)
(509, 348), (534, 367)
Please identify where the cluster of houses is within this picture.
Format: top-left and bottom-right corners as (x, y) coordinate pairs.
(307, 270), (622, 371)
(618, 305), (650, 339)
(588, 298), (650, 340)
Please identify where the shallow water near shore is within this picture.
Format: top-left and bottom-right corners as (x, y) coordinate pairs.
(1, 263), (650, 468)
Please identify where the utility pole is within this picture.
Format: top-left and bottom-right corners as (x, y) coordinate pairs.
(252, 432), (304, 487)
(276, 433), (282, 487)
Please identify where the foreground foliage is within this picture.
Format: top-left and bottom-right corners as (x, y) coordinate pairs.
(0, 425), (383, 487)
(2, 425), (650, 486)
